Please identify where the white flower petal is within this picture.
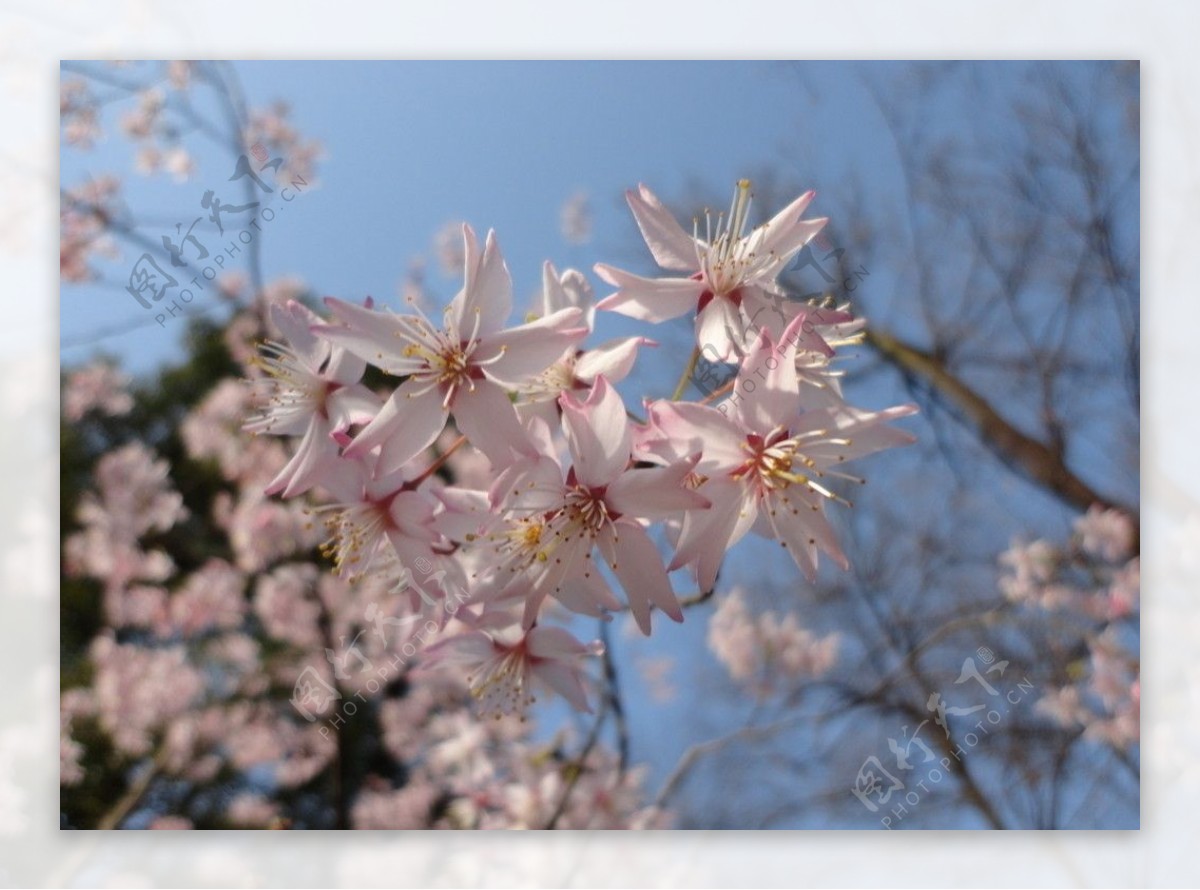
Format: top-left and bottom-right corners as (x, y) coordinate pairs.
(560, 376), (631, 488)
(594, 264), (704, 322)
(626, 183), (701, 272)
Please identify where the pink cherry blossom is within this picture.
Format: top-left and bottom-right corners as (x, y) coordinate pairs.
(60, 176), (121, 282)
(998, 538), (1059, 604)
(708, 586), (840, 691)
(351, 783), (439, 829)
(119, 88), (165, 140)
(225, 793), (280, 828)
(308, 454), (443, 583)
(245, 299), (380, 498)
(560, 190), (592, 245)
(63, 362), (133, 421)
(423, 625), (604, 717)
(219, 488), (320, 573)
(433, 427), (493, 489)
(433, 220), (467, 275)
(595, 180), (837, 359)
(994, 509), (1139, 753)
(484, 376), (708, 633)
(645, 315), (917, 588)
(62, 147), (944, 828)
(147, 816), (193, 830)
(169, 559), (246, 638)
(254, 563), (324, 648)
(515, 262), (654, 426)
(242, 100), (323, 185)
(166, 60), (193, 90)
(90, 634), (206, 757)
(1075, 504), (1135, 562)
(317, 226), (588, 474)
(1034, 685), (1092, 728)
(61, 78), (102, 148)
(64, 442), (187, 592)
(1106, 558), (1140, 619)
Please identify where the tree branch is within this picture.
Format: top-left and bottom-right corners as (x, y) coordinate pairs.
(866, 327), (1138, 538)
(95, 746), (169, 830)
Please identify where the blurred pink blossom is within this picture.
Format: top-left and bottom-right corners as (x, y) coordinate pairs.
(708, 586), (840, 691)
(63, 363), (133, 421)
(559, 190), (592, 245)
(1076, 505), (1135, 562)
(90, 635), (206, 756)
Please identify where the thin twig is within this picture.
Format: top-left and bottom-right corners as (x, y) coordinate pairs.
(407, 435), (466, 489)
(700, 379), (734, 404)
(655, 712), (805, 809)
(671, 346), (701, 400)
(95, 746), (169, 830)
(677, 587), (716, 608)
(545, 702), (609, 829)
(599, 621), (629, 774)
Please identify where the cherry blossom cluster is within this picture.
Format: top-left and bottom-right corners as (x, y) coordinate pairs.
(242, 100), (323, 185)
(121, 82), (196, 181)
(60, 77), (102, 149)
(60, 176), (122, 284)
(248, 181), (918, 718)
(57, 67), (675, 827)
(63, 362), (133, 421)
(999, 506), (1140, 750)
(61, 286), (665, 829)
(708, 586), (840, 695)
(64, 441), (187, 597)
(59, 62), (321, 290)
(63, 63), (319, 188)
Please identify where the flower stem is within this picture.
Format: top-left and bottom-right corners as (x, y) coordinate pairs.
(671, 347), (701, 401)
(407, 434), (467, 488)
(699, 379), (734, 405)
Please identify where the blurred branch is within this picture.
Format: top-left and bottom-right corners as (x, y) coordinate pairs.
(314, 593), (351, 830)
(599, 620), (630, 774)
(200, 61), (265, 300)
(95, 746), (168, 830)
(654, 708), (796, 810)
(61, 61), (268, 348)
(545, 699), (609, 829)
(866, 327), (1138, 533)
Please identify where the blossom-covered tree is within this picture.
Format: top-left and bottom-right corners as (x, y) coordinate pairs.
(60, 60), (1138, 831)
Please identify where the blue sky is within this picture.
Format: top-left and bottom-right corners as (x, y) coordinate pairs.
(60, 61), (1138, 828)
(62, 61), (903, 368)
